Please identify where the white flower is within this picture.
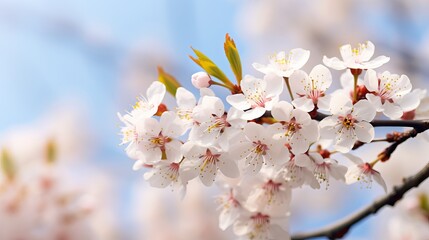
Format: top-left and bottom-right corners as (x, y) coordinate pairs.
(253, 49), (310, 78)
(282, 153), (320, 189)
(191, 96), (246, 147)
(295, 152), (347, 189)
(227, 74), (283, 120)
(143, 159), (191, 198)
(181, 142), (240, 186)
(233, 212), (290, 240)
(320, 98), (376, 153)
(245, 175), (292, 215)
(131, 81), (166, 118)
(191, 72), (211, 89)
(217, 189), (243, 231)
(289, 64), (332, 112)
(132, 111), (186, 170)
(364, 69), (420, 119)
(117, 112), (139, 158)
(344, 153), (387, 193)
(230, 122), (289, 174)
(271, 101), (319, 154)
(323, 41), (390, 70)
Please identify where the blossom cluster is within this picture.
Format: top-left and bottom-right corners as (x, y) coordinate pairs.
(118, 39), (428, 239)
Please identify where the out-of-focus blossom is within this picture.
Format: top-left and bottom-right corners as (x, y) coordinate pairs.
(253, 49), (310, 78)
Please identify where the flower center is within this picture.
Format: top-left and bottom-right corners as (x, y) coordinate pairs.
(339, 114), (355, 129)
(252, 141), (269, 155)
(250, 212), (270, 231)
(206, 114), (230, 133)
(149, 132), (171, 151)
(199, 149), (221, 171)
(282, 117), (301, 137)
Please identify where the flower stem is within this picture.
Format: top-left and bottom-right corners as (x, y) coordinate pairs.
(283, 77), (294, 101)
(353, 73), (359, 103)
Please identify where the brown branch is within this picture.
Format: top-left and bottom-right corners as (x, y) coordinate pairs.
(291, 162), (429, 240)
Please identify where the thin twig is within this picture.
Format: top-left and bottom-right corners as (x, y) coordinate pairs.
(291, 162), (429, 240)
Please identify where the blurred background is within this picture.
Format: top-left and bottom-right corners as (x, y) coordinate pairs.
(1, 0), (429, 239)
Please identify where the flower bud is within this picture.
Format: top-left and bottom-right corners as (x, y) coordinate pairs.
(191, 72), (211, 89)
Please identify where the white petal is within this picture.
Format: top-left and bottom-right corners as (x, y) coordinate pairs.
(372, 170), (388, 193)
(353, 100), (376, 122)
(335, 128), (357, 153)
(252, 62), (270, 75)
(360, 41), (375, 61)
(241, 107), (266, 120)
(219, 155), (240, 178)
(309, 64), (332, 91)
(289, 69), (309, 97)
(323, 56), (347, 70)
(292, 97), (314, 112)
(398, 92), (421, 112)
(329, 93), (353, 115)
(361, 56), (390, 69)
(199, 161), (218, 186)
(289, 48), (310, 70)
(226, 94), (251, 111)
(317, 95), (331, 111)
(176, 87), (196, 109)
(339, 44), (353, 61)
(244, 122), (266, 142)
(264, 73), (284, 97)
(354, 122), (374, 143)
(364, 69), (379, 92)
(382, 102), (403, 119)
(342, 153), (364, 165)
(295, 154), (314, 169)
(271, 101), (293, 121)
(147, 81), (166, 107)
(366, 94), (383, 112)
(132, 160), (145, 170)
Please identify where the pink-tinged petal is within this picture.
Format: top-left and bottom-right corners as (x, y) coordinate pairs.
(137, 117), (161, 136)
(299, 120), (320, 143)
(352, 100), (376, 122)
(241, 107), (266, 120)
(366, 94), (383, 112)
(340, 70), (356, 90)
(219, 207), (240, 231)
(291, 109), (312, 125)
(372, 170), (388, 193)
(176, 87), (196, 108)
(289, 70), (309, 96)
(361, 56), (390, 69)
(252, 62), (271, 75)
(343, 153), (364, 165)
(323, 56), (347, 70)
(165, 140), (183, 163)
(182, 142), (205, 160)
(264, 73), (284, 96)
(292, 97), (315, 112)
(339, 44), (353, 61)
(294, 154), (314, 169)
(308, 152), (324, 165)
(289, 48), (310, 69)
(329, 164), (347, 181)
(199, 161), (218, 186)
(226, 94), (251, 111)
(364, 69), (379, 92)
(329, 93), (353, 115)
(354, 122), (374, 143)
(290, 134), (311, 154)
(132, 160), (145, 170)
(241, 75), (264, 96)
(345, 164), (362, 184)
(219, 155), (240, 178)
(271, 101), (293, 121)
(309, 64), (332, 91)
(244, 122), (266, 142)
(360, 41), (375, 61)
(202, 96), (225, 117)
(335, 128), (357, 153)
(382, 102), (403, 119)
(317, 95), (331, 111)
(398, 92), (420, 112)
(179, 160), (199, 182)
(146, 81), (166, 107)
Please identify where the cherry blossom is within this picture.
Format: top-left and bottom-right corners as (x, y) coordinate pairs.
(130, 81), (166, 118)
(132, 111), (186, 170)
(319, 98), (376, 153)
(227, 74), (283, 120)
(271, 101), (319, 154)
(253, 49), (310, 77)
(289, 64), (332, 112)
(364, 69), (420, 119)
(192, 71), (212, 89)
(230, 122), (289, 174)
(181, 142), (240, 186)
(295, 152), (347, 189)
(233, 212), (290, 240)
(323, 41), (390, 70)
(217, 189), (244, 231)
(282, 153), (320, 189)
(344, 153), (387, 192)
